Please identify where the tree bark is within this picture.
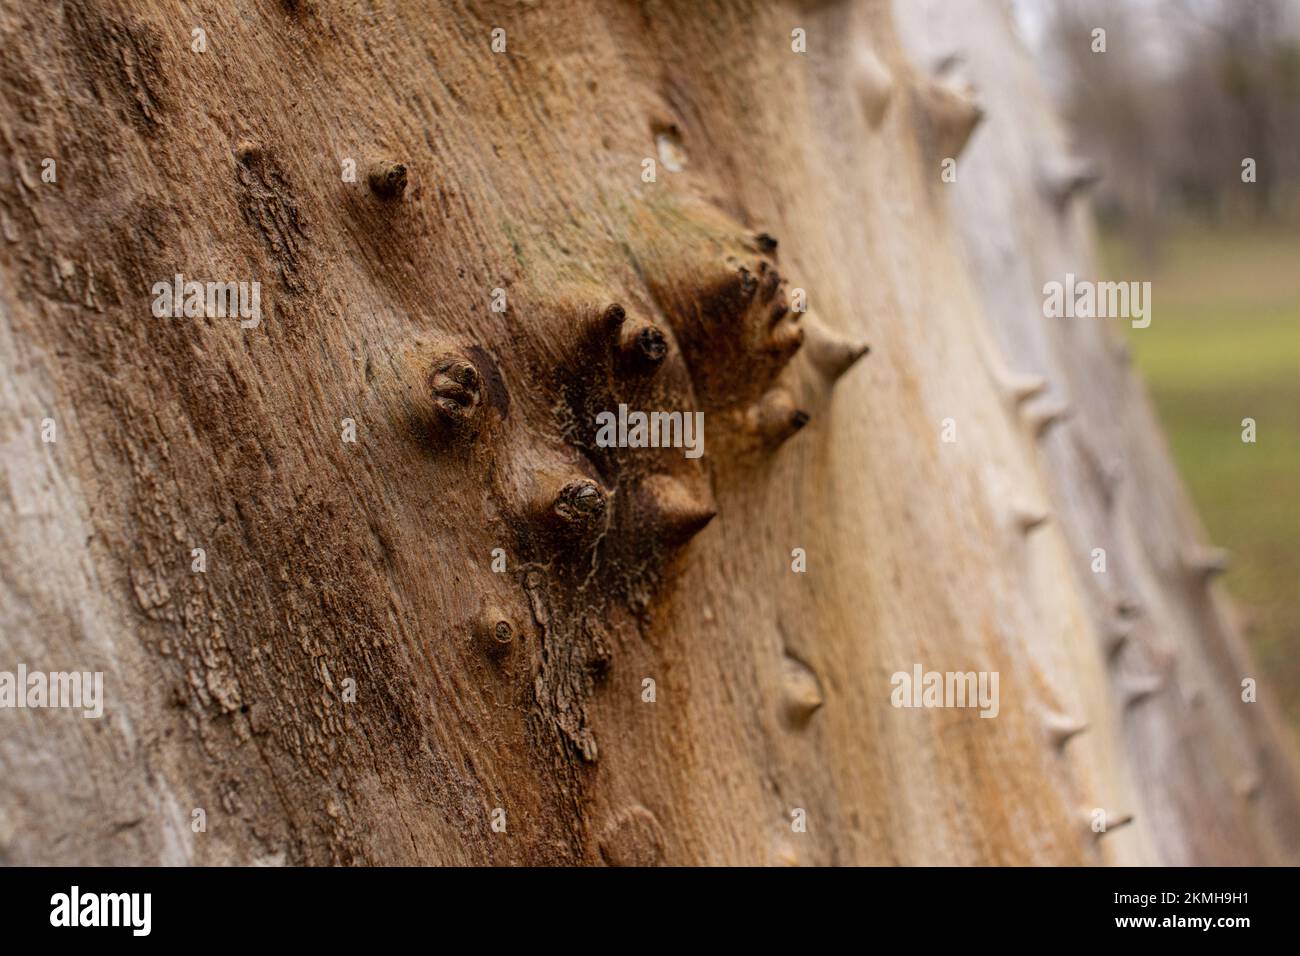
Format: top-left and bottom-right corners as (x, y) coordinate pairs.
(1, 0), (1296, 865)
(896, 0), (1300, 866)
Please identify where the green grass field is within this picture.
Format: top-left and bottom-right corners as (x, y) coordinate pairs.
(1101, 225), (1300, 735)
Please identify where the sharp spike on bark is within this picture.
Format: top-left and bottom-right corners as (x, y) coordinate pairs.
(1122, 673), (1165, 709)
(1116, 595), (1143, 619)
(1074, 431), (1119, 509)
(932, 51), (965, 77)
(1040, 157), (1101, 211)
(854, 47), (895, 128)
(638, 474), (716, 546)
(748, 388), (810, 449)
(1012, 502), (1050, 534)
(1003, 372), (1047, 406)
(781, 655), (824, 728)
(804, 318), (870, 384)
(1028, 401), (1071, 437)
(1090, 810), (1135, 838)
(1107, 811), (1135, 832)
(1104, 617), (1133, 658)
(1182, 545), (1229, 581)
(1045, 712), (1088, 750)
(918, 76), (983, 161)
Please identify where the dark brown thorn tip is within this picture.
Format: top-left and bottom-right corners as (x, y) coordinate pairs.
(1116, 595), (1142, 619)
(737, 267), (758, 299)
(767, 319), (805, 361)
(751, 388), (810, 448)
(368, 161), (408, 199)
(602, 303), (626, 329)
(618, 321), (669, 372)
(553, 478), (608, 528)
(429, 357), (482, 435)
(477, 608), (515, 658)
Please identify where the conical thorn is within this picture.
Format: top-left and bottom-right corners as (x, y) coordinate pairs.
(1122, 673), (1165, 709)
(749, 388), (810, 449)
(854, 47), (894, 128)
(638, 474), (717, 547)
(1182, 545), (1229, 582)
(1104, 617), (1133, 658)
(932, 50), (965, 77)
(1041, 157), (1101, 211)
(1045, 712), (1088, 750)
(1004, 372), (1048, 407)
(1089, 810), (1135, 838)
(918, 76), (983, 160)
(781, 655), (825, 728)
(805, 318), (870, 384)
(1116, 595), (1143, 619)
(1028, 401), (1072, 438)
(1012, 502), (1051, 534)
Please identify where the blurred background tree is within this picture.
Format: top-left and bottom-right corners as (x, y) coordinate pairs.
(1015, 0), (1300, 737)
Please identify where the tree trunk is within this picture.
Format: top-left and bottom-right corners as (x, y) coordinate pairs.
(896, 0), (1300, 866)
(1, 0), (1296, 865)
